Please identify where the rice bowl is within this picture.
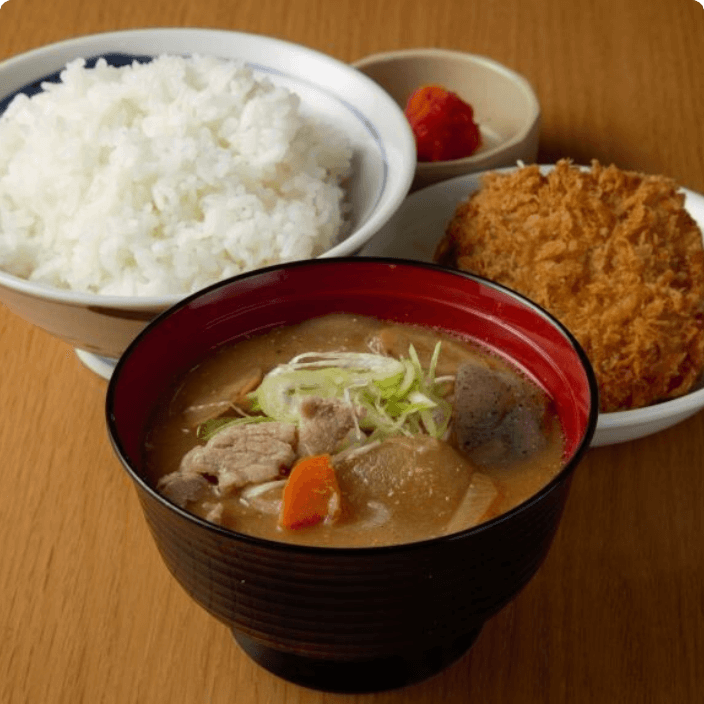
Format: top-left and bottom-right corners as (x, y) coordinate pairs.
(0, 28), (416, 373)
(0, 54), (354, 296)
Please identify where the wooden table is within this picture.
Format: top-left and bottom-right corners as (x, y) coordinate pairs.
(1, 0), (703, 702)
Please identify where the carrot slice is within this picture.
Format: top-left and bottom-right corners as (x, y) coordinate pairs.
(279, 454), (341, 530)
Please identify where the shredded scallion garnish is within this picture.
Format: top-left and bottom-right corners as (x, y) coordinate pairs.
(196, 343), (454, 446)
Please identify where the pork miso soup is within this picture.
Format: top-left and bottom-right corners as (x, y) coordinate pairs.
(144, 314), (565, 547)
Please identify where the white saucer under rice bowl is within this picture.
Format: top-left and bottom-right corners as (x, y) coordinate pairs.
(0, 28), (415, 362)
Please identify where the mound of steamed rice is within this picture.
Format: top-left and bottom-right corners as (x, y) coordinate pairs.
(0, 55), (352, 296)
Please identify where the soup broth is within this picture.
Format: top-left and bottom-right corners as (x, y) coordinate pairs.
(144, 314), (564, 547)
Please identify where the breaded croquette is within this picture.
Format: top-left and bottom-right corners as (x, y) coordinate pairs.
(435, 159), (704, 412)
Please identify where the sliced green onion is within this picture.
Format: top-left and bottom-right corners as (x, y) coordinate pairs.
(206, 343), (454, 445)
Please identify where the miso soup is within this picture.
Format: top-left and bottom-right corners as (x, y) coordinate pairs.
(144, 314), (564, 547)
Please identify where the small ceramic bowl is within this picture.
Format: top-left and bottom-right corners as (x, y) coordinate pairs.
(106, 258), (598, 693)
(353, 48), (540, 190)
(0, 28), (416, 376)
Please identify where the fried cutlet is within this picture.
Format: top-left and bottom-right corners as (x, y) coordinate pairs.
(435, 159), (704, 412)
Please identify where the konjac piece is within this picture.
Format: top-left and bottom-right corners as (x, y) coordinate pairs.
(452, 359), (548, 465)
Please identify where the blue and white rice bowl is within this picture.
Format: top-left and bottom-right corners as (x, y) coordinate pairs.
(0, 28), (416, 374)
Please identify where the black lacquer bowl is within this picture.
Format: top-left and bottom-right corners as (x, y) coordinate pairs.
(106, 258), (598, 693)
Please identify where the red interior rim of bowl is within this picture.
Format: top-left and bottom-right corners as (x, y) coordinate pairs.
(106, 257), (598, 541)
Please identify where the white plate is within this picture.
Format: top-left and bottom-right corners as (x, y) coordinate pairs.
(360, 167), (704, 446)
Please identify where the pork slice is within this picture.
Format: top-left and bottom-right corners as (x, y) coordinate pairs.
(179, 367), (263, 427)
(157, 471), (209, 508)
(180, 421), (297, 496)
(297, 396), (357, 456)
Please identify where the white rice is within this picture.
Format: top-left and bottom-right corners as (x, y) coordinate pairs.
(0, 55), (352, 296)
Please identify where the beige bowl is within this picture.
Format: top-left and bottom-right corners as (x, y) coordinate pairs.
(353, 48), (540, 190)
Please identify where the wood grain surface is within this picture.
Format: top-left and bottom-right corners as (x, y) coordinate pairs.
(1, 1), (703, 702)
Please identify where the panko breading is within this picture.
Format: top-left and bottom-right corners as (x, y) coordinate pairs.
(435, 159), (704, 412)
